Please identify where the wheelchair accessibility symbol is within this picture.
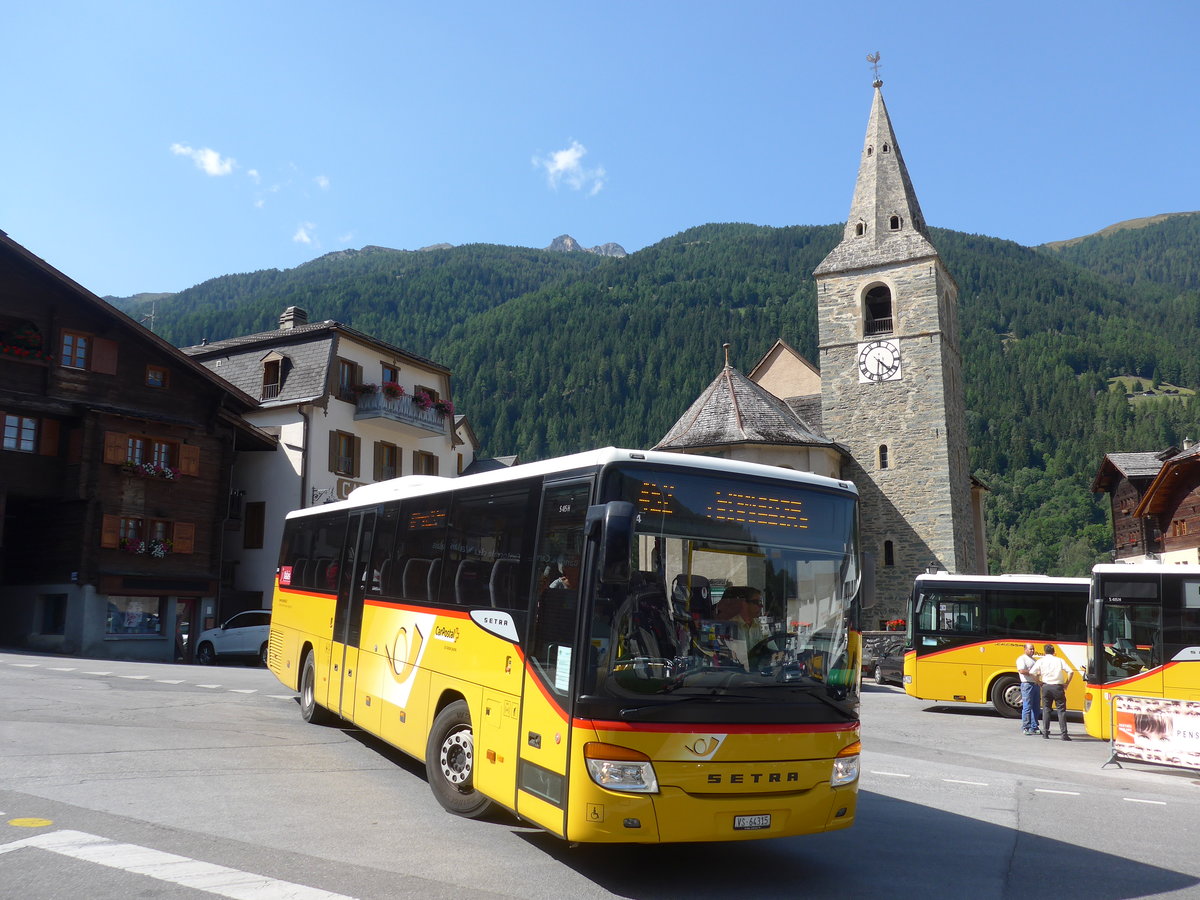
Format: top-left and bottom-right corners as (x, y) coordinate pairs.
(587, 804), (604, 822)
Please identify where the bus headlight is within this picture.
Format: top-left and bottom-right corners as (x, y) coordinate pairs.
(584, 742), (659, 793)
(831, 740), (861, 787)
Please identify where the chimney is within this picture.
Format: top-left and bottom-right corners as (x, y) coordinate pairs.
(279, 307), (308, 330)
(1185, 437), (1194, 451)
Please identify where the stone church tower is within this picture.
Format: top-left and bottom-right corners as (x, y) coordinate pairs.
(813, 80), (982, 613)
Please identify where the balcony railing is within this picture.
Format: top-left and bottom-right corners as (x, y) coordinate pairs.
(354, 393), (447, 435)
(864, 316), (894, 336)
(261, 382), (281, 400)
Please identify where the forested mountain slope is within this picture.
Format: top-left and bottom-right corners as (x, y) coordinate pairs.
(111, 220), (1200, 576)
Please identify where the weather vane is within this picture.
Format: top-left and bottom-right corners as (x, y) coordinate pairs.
(867, 52), (882, 86)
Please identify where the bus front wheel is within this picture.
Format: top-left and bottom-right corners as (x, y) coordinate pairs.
(990, 675), (1021, 718)
(426, 700), (495, 819)
(300, 652), (335, 726)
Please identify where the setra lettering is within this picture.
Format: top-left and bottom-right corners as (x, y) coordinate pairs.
(706, 771), (800, 784)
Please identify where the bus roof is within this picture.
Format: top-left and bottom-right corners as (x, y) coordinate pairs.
(914, 573), (1089, 587)
(287, 447), (859, 520)
(1092, 563), (1200, 576)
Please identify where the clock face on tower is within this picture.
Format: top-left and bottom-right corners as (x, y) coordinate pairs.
(857, 339), (902, 383)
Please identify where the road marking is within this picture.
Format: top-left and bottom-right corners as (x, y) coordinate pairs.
(118, 675), (149, 680)
(869, 771), (911, 778)
(156, 680), (185, 684)
(10, 664), (39, 668)
(0, 829), (356, 899)
(84, 671), (113, 676)
(196, 684), (222, 689)
(227, 689), (257, 694)
(47, 667), (77, 672)
(943, 779), (988, 786)
(268, 695), (296, 700)
(1034, 789), (1080, 796)
(1123, 798), (1167, 806)
(8, 818), (53, 828)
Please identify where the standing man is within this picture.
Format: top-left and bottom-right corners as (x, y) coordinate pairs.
(1030, 644), (1073, 741)
(1016, 643), (1040, 735)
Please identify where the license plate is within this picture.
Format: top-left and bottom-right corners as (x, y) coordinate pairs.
(734, 814), (771, 831)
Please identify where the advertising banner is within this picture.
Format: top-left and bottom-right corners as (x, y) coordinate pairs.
(1111, 695), (1200, 772)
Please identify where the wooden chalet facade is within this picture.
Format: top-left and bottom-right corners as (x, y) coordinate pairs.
(1092, 445), (1200, 564)
(0, 231), (273, 661)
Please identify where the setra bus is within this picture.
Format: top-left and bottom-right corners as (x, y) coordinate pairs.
(267, 448), (865, 843)
(1083, 563), (1200, 740)
(903, 573), (1090, 717)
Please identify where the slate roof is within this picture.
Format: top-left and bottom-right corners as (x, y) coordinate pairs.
(181, 319), (448, 409)
(1090, 451), (1168, 493)
(653, 365), (839, 452)
(1134, 443), (1200, 517)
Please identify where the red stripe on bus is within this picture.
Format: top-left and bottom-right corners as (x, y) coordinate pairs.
(1088, 662), (1176, 690)
(578, 720), (859, 735)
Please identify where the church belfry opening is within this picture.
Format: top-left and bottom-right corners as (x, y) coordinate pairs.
(863, 284), (893, 336)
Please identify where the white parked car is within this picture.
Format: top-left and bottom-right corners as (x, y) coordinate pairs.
(194, 610), (271, 666)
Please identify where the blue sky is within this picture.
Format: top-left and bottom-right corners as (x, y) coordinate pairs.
(4, 1), (1197, 297)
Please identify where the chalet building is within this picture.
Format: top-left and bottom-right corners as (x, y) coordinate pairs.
(655, 81), (987, 626)
(181, 309), (473, 613)
(1093, 443), (1200, 564)
(0, 231), (274, 661)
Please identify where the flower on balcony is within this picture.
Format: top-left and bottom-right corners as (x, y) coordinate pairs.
(119, 538), (145, 555)
(886, 619), (906, 631)
(381, 381), (405, 400)
(351, 382), (377, 395)
(433, 399), (455, 417)
(412, 390), (433, 410)
(148, 538), (173, 558)
(121, 460), (179, 480)
(0, 323), (53, 362)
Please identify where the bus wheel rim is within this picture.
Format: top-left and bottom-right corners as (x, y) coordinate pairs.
(440, 728), (473, 785)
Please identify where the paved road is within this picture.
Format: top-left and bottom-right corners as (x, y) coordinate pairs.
(1, 650), (1198, 898)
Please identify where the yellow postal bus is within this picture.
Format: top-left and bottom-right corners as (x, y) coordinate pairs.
(1084, 563), (1200, 740)
(903, 573), (1089, 717)
(267, 448), (864, 843)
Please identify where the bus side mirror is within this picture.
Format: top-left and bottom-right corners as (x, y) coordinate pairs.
(586, 502), (634, 585)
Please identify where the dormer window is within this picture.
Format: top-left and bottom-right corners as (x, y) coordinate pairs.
(261, 351), (288, 400)
(855, 221), (865, 237)
(889, 215), (902, 230)
(863, 284), (894, 336)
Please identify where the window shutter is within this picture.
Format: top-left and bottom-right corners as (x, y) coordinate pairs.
(352, 435), (361, 478)
(179, 444), (200, 476)
(328, 431), (338, 473)
(373, 442), (384, 481)
(172, 522), (195, 554)
(101, 514), (121, 548)
(91, 337), (119, 375)
(103, 431), (127, 464)
(38, 418), (60, 457)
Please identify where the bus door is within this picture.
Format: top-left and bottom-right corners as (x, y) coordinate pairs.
(330, 509), (376, 721)
(516, 480), (590, 836)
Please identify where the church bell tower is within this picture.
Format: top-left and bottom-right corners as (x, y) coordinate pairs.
(813, 77), (980, 616)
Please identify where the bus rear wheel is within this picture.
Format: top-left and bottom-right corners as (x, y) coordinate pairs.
(990, 674), (1022, 718)
(426, 700), (494, 819)
(300, 652), (335, 726)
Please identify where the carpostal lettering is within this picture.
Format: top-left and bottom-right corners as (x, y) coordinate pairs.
(434, 625), (461, 643)
(707, 771), (800, 784)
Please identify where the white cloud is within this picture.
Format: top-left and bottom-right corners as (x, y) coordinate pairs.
(315, 175), (330, 190)
(247, 168), (261, 184)
(293, 222), (316, 244)
(533, 140), (606, 194)
(170, 143), (236, 176)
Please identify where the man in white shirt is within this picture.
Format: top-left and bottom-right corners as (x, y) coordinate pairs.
(1030, 644), (1073, 741)
(1016, 643), (1040, 735)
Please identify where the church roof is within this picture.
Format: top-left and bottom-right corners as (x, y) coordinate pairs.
(814, 82), (939, 276)
(653, 364), (837, 451)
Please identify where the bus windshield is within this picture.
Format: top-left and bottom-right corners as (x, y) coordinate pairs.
(587, 466), (859, 716)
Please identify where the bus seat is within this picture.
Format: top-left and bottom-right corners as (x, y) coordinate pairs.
(378, 558), (403, 596)
(427, 559), (442, 603)
(672, 574), (712, 617)
(490, 559), (518, 608)
(291, 558), (309, 588)
(455, 559), (491, 606)
(402, 559), (432, 599)
(313, 558), (331, 588)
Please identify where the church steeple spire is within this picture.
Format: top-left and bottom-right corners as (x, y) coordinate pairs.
(814, 81), (937, 276)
